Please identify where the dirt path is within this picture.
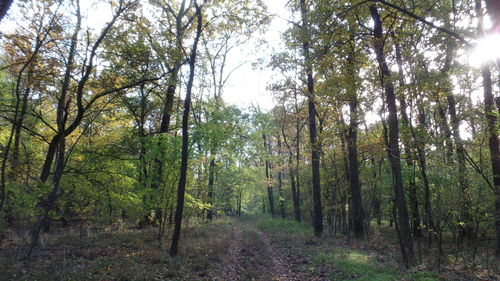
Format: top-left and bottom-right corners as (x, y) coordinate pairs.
(214, 224), (243, 281)
(213, 220), (326, 281)
(255, 229), (301, 281)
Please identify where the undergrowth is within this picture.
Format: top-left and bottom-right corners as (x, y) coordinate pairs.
(0, 217), (234, 281)
(256, 216), (443, 281)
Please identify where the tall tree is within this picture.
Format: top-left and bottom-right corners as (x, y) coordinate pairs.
(370, 4), (414, 267)
(299, 0), (323, 237)
(345, 22), (364, 238)
(481, 0), (500, 259)
(169, 0), (203, 257)
(263, 133), (276, 218)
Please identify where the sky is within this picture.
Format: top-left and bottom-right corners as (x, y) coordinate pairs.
(221, 0), (290, 111)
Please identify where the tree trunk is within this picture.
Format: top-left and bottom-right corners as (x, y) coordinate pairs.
(289, 151), (300, 221)
(483, 0), (500, 259)
(346, 56), (364, 238)
(29, 133), (66, 257)
(169, 2), (202, 257)
(150, 70), (179, 190)
(393, 39), (421, 237)
(294, 90), (302, 222)
(207, 153), (215, 220)
(277, 135), (285, 219)
(370, 5), (414, 267)
(281, 126), (299, 221)
(300, 0), (323, 237)
(414, 99), (434, 232)
(11, 75), (31, 173)
(481, 63), (500, 259)
(237, 188), (242, 216)
(263, 134), (276, 218)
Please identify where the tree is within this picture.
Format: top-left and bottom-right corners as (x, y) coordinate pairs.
(370, 4), (414, 267)
(299, 0), (323, 237)
(169, 0), (203, 257)
(26, 0), (164, 256)
(480, 0), (500, 259)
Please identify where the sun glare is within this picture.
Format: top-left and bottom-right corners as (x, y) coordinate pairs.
(469, 33), (500, 67)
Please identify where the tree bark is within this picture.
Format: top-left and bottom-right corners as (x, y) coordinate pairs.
(282, 126), (300, 222)
(11, 73), (32, 172)
(169, 1), (202, 257)
(207, 152), (215, 220)
(481, 63), (500, 259)
(300, 0), (323, 237)
(263, 134), (276, 218)
(346, 49), (364, 238)
(414, 97), (434, 232)
(393, 40), (421, 237)
(150, 70), (179, 193)
(294, 89), (302, 222)
(277, 135), (285, 219)
(484, 0), (500, 260)
(370, 4), (414, 267)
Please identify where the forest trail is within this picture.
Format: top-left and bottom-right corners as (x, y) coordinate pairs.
(215, 223), (243, 280)
(214, 219), (327, 281)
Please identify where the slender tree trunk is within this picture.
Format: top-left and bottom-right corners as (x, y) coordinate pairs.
(371, 157), (382, 226)
(300, 0), (323, 236)
(441, 43), (472, 236)
(169, 2), (202, 257)
(481, 63), (500, 259)
(278, 168), (285, 219)
(277, 135), (285, 219)
(347, 96), (364, 237)
(482, 0), (500, 259)
(150, 71), (178, 188)
(435, 98), (454, 163)
(370, 5), (414, 267)
(11, 75), (31, 172)
(0, 111), (16, 212)
(346, 55), (364, 238)
(414, 99), (434, 232)
(394, 40), (421, 237)
(281, 126), (299, 221)
(263, 134), (275, 218)
(29, 4), (82, 252)
(237, 188), (242, 216)
(28, 137), (66, 257)
(447, 89), (473, 236)
(207, 152), (215, 220)
(289, 153), (300, 221)
(294, 90), (302, 222)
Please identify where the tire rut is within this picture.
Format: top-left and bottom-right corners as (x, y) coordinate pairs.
(256, 229), (299, 281)
(214, 224), (243, 281)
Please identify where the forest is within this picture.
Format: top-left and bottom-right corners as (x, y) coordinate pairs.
(0, 0), (499, 280)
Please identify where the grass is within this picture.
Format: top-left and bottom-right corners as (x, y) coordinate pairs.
(1, 216), (496, 280)
(256, 216), (441, 281)
(239, 225), (274, 280)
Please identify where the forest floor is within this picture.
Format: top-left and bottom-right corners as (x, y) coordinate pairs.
(0, 216), (498, 280)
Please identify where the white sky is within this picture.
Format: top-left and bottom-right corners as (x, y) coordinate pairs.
(222, 0), (289, 111)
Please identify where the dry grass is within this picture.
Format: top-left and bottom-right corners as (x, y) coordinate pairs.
(0, 217), (235, 281)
